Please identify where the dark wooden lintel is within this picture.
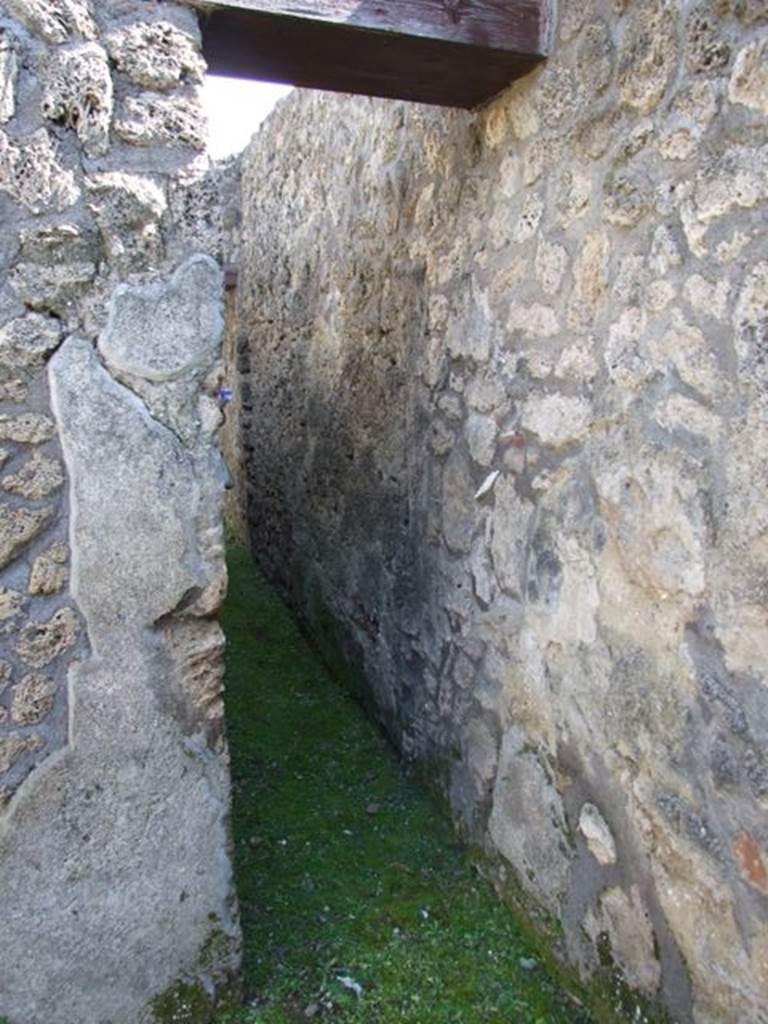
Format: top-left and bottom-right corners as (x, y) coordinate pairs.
(188, 1), (548, 109)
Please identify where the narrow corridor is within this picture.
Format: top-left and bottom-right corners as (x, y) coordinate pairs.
(216, 547), (594, 1024)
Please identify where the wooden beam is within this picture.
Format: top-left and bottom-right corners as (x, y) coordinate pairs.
(188, 1), (548, 109)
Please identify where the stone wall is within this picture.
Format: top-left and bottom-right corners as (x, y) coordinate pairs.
(236, 3), (768, 1021)
(0, 2), (239, 1021)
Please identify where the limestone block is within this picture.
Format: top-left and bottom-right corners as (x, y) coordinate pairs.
(578, 802), (617, 865)
(49, 334), (218, 632)
(466, 414), (497, 468)
(733, 261), (768, 385)
(649, 312), (722, 399)
(0, 30), (19, 124)
(685, 274), (730, 321)
(10, 261), (96, 316)
(4, 0), (96, 43)
(0, 374), (27, 404)
(15, 607), (79, 668)
(28, 542), (69, 596)
(463, 716), (500, 794)
(605, 306), (651, 391)
(106, 21), (205, 91)
(2, 453), (64, 500)
(513, 192), (543, 241)
(99, 256), (223, 384)
(11, 673), (55, 726)
(489, 727), (572, 913)
(0, 503), (53, 570)
(0, 734), (43, 775)
(585, 886), (661, 995)
(114, 93), (206, 151)
(441, 450), (476, 554)
(618, 0), (678, 114)
(655, 393), (721, 443)
(553, 168), (592, 227)
(508, 302), (559, 338)
(0, 587), (25, 623)
(729, 38), (768, 115)
(568, 230), (609, 327)
(603, 165), (652, 227)
(0, 313), (62, 371)
(575, 20), (614, 98)
(555, 340), (599, 383)
(685, 3), (732, 74)
(41, 43), (113, 157)
(0, 412), (55, 443)
(535, 240), (568, 295)
(86, 171), (166, 270)
(520, 394), (593, 448)
(0, 129), (79, 214)
(491, 475), (532, 597)
(595, 448), (706, 598)
(694, 144), (768, 223)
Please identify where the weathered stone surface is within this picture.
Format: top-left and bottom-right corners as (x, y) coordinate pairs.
(10, 221), (99, 314)
(86, 171), (166, 270)
(99, 255), (223, 384)
(729, 37), (768, 113)
(114, 93), (206, 150)
(236, 16), (768, 1012)
(106, 20), (205, 90)
(0, 503), (53, 570)
(489, 729), (572, 914)
(0, 128), (79, 213)
(4, 0), (96, 43)
(0, 412), (55, 443)
(2, 452), (64, 499)
(11, 673), (55, 726)
(0, 3), (239, 1021)
(0, 30), (19, 125)
(0, 733), (43, 774)
(15, 606), (79, 667)
(578, 802), (617, 865)
(685, 3), (732, 74)
(41, 43), (113, 157)
(0, 312), (62, 370)
(0, 586), (25, 623)
(618, 0), (678, 114)
(585, 886), (661, 995)
(521, 394), (593, 448)
(28, 541), (68, 596)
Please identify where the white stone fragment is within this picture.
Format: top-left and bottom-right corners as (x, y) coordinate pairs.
(579, 802), (618, 865)
(474, 469), (500, 501)
(0, 31), (18, 124)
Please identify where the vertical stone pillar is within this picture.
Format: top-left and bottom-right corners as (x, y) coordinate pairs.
(0, 2), (240, 1020)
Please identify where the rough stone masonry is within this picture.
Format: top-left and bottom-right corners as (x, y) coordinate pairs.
(236, 2), (768, 1022)
(0, 2), (240, 1021)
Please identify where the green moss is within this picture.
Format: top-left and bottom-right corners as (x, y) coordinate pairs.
(216, 546), (595, 1024)
(151, 981), (214, 1024)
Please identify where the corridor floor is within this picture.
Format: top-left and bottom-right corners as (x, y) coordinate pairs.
(217, 546), (593, 1024)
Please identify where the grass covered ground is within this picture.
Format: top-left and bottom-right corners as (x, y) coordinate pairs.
(216, 545), (593, 1024)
